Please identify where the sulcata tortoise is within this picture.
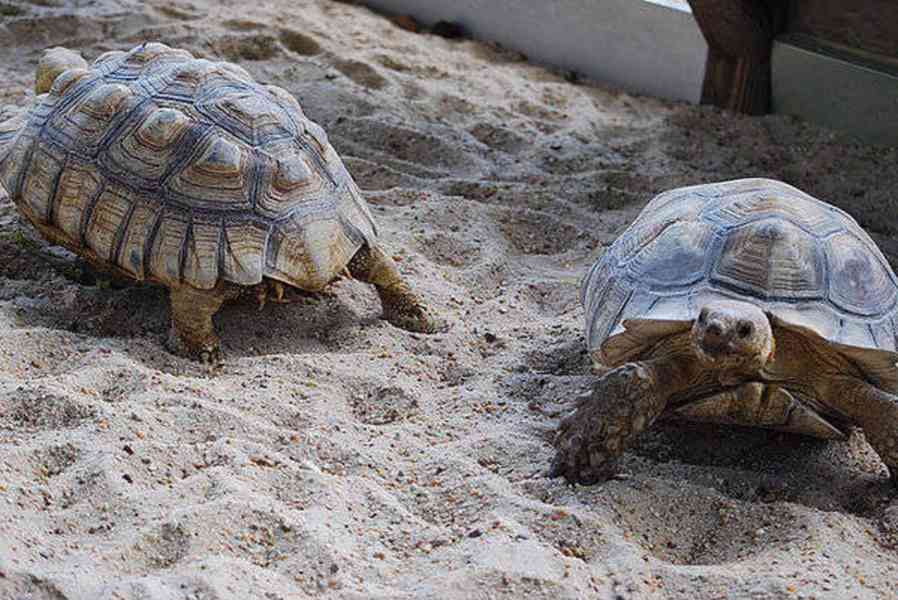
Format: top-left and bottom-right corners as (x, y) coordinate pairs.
(0, 44), (443, 361)
(551, 178), (898, 485)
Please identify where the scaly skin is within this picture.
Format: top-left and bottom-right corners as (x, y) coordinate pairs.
(166, 285), (233, 363)
(825, 377), (898, 483)
(347, 244), (447, 334)
(551, 356), (704, 484)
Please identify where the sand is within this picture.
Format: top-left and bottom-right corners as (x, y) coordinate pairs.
(1, 0), (897, 598)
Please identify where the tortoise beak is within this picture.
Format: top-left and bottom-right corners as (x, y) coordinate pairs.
(699, 320), (734, 356)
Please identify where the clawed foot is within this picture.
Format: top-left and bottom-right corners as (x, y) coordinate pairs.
(549, 408), (620, 485)
(164, 331), (223, 364)
(548, 363), (666, 485)
(384, 302), (449, 334)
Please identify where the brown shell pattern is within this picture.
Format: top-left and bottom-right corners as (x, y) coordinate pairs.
(0, 43), (376, 291)
(582, 178), (898, 371)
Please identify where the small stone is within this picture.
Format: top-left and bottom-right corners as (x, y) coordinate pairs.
(390, 15), (419, 33)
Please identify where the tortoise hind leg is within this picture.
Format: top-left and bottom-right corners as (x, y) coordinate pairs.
(166, 285), (227, 363)
(347, 245), (446, 333)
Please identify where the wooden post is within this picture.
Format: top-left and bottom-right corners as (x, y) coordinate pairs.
(687, 0), (786, 115)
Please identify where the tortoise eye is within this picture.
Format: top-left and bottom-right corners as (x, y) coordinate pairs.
(737, 322), (753, 338)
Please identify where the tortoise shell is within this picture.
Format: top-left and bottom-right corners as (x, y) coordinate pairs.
(582, 178), (898, 390)
(0, 43), (376, 291)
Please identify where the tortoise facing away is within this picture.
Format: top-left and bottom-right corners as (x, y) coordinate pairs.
(0, 44), (444, 361)
(551, 178), (898, 484)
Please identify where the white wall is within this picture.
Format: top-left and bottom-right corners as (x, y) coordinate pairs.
(361, 0), (707, 103)
(772, 37), (898, 146)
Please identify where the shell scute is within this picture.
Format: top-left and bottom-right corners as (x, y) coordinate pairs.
(182, 218), (222, 289)
(625, 220), (715, 289)
(197, 90), (297, 146)
(711, 217), (825, 300)
(116, 202), (160, 280)
(105, 106), (192, 183)
(167, 134), (252, 210)
(222, 220), (269, 285)
(84, 184), (132, 262)
(825, 232), (897, 316)
(19, 144), (64, 224)
(54, 82), (134, 150)
(54, 161), (101, 244)
(149, 211), (190, 286)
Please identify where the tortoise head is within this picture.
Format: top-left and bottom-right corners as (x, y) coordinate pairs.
(35, 47), (88, 94)
(691, 300), (774, 379)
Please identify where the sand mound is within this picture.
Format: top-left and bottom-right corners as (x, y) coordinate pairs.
(1, 0), (897, 598)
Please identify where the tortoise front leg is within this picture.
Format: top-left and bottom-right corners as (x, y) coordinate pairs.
(825, 377), (898, 484)
(550, 356), (700, 484)
(347, 244), (446, 334)
(166, 285), (227, 363)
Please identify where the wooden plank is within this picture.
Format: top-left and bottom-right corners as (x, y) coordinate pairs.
(686, 0), (784, 114)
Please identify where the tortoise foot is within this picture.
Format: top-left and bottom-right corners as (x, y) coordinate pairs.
(165, 328), (223, 364)
(550, 408), (620, 485)
(550, 363), (667, 485)
(383, 301), (448, 334)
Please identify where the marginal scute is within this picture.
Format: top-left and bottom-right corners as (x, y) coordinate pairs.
(116, 203), (160, 279)
(182, 219), (222, 289)
(222, 221), (268, 285)
(149, 212), (190, 285)
(85, 185), (132, 261)
(19, 145), (64, 223)
(53, 162), (101, 244)
(269, 214), (352, 289)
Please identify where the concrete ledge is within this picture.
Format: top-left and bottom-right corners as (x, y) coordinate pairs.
(772, 35), (898, 145)
(360, 0), (707, 103)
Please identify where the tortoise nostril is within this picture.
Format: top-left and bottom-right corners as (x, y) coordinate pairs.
(706, 322), (723, 337)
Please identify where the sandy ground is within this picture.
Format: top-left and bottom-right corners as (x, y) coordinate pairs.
(1, 1), (898, 598)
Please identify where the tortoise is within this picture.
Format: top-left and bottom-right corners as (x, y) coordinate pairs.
(551, 178), (898, 485)
(0, 44), (443, 361)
